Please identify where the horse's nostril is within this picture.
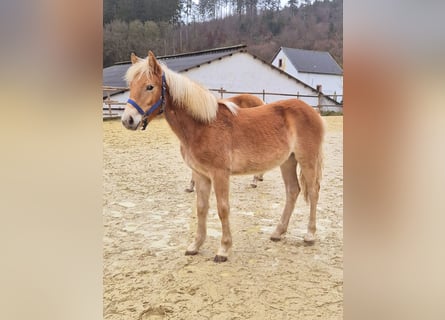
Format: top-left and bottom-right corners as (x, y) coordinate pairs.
(128, 116), (134, 125)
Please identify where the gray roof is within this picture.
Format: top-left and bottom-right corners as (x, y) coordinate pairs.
(103, 44), (246, 91)
(103, 64), (130, 88)
(278, 47), (342, 75)
(161, 50), (238, 72)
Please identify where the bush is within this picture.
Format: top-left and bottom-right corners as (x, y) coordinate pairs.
(320, 110), (343, 116)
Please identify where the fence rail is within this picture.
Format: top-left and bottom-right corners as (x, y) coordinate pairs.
(103, 86), (343, 118)
(103, 87), (127, 118)
(208, 88), (342, 107)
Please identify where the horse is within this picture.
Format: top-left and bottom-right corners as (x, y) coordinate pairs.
(121, 51), (324, 262)
(185, 94), (265, 192)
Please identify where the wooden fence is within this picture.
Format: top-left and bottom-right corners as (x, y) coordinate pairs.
(209, 88), (342, 109)
(103, 86), (343, 118)
(103, 86), (127, 118)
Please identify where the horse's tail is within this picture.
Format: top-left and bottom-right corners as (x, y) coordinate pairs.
(299, 119), (325, 203)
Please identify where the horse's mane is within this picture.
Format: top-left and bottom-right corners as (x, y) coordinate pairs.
(125, 58), (230, 123)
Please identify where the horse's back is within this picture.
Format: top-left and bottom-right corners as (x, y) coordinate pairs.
(233, 98), (324, 154)
(223, 94), (264, 109)
(235, 98), (322, 130)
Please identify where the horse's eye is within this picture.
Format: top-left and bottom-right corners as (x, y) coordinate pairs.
(146, 85), (154, 91)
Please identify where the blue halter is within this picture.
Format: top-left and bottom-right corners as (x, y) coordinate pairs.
(126, 73), (166, 130)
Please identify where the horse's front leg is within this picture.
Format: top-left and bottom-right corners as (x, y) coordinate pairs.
(212, 171), (232, 262)
(185, 170), (211, 255)
(181, 144), (194, 193)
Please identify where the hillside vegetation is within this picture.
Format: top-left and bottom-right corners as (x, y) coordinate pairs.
(103, 0), (342, 67)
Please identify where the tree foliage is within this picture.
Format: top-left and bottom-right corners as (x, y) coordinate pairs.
(103, 0), (343, 68)
(104, 0), (182, 24)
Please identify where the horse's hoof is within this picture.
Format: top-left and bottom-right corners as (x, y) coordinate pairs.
(250, 184), (257, 188)
(214, 255), (228, 263)
(270, 236), (281, 242)
(303, 233), (316, 244)
(184, 188), (194, 193)
(185, 250), (198, 256)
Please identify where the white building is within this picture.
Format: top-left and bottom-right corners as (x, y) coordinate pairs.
(271, 47), (343, 102)
(103, 45), (341, 116)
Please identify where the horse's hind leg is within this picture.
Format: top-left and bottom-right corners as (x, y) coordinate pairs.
(299, 163), (321, 244)
(185, 176), (195, 193)
(212, 170), (232, 262)
(185, 171), (211, 255)
(271, 156), (300, 241)
(250, 173), (264, 188)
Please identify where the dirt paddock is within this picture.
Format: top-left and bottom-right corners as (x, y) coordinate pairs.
(103, 116), (343, 319)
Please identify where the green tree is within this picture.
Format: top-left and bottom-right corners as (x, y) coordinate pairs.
(104, 19), (129, 66)
(127, 20), (145, 56)
(104, 0), (118, 24)
(287, 0), (298, 15)
(103, 0), (182, 23)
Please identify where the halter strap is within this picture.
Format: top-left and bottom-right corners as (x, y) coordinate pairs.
(126, 73), (166, 130)
(126, 98), (145, 115)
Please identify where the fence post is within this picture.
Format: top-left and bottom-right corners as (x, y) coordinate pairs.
(317, 92), (322, 114)
(107, 91), (112, 116)
(262, 89), (265, 102)
(316, 85), (322, 114)
(220, 87), (224, 99)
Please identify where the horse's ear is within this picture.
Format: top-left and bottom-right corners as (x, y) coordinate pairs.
(148, 51), (162, 75)
(130, 52), (139, 64)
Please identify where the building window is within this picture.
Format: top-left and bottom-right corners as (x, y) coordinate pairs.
(278, 58), (283, 68)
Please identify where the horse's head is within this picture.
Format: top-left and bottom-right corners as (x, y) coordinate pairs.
(121, 51), (165, 130)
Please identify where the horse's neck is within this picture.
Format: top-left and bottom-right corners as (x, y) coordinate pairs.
(163, 95), (201, 146)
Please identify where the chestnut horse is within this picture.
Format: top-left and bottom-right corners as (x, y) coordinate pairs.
(122, 51), (324, 262)
(185, 94), (265, 192)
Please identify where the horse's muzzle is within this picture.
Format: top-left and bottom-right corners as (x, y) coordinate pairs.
(121, 109), (142, 130)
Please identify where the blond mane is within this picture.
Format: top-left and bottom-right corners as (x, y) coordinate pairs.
(124, 58), (150, 85)
(124, 58), (219, 123)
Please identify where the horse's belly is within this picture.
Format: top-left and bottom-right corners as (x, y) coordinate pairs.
(230, 149), (291, 175)
(181, 146), (226, 177)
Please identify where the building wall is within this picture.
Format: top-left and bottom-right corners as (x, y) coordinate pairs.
(184, 52), (334, 107)
(272, 50), (300, 79)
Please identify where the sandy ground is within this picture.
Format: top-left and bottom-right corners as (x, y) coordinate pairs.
(103, 116), (343, 319)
